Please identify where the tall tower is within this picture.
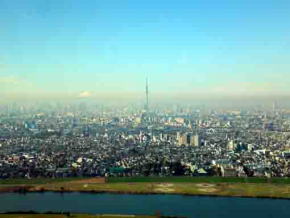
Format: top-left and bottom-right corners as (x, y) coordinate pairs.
(145, 77), (149, 111)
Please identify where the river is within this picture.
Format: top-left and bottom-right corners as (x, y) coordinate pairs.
(0, 192), (289, 218)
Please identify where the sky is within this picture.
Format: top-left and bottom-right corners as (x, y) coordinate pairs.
(1, 0), (290, 100)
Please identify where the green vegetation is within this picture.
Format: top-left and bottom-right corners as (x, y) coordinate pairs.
(0, 214), (159, 218)
(0, 178), (86, 185)
(1, 177), (290, 199)
(1, 176), (290, 185)
(107, 176), (290, 184)
(29, 178), (290, 199)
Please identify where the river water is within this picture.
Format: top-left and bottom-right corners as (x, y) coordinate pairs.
(0, 192), (289, 218)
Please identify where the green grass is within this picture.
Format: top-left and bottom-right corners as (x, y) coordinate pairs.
(35, 180), (290, 199)
(107, 176), (290, 184)
(1, 176), (290, 185)
(1, 176), (290, 199)
(0, 214), (157, 218)
(0, 177), (86, 185)
(2, 176), (290, 185)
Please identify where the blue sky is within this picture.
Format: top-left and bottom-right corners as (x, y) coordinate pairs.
(1, 0), (290, 98)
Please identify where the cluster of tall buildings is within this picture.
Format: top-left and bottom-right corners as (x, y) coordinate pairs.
(176, 132), (199, 146)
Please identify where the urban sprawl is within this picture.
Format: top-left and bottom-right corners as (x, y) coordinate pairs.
(1, 102), (290, 179)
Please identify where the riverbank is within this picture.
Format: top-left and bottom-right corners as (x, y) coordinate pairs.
(0, 177), (289, 199)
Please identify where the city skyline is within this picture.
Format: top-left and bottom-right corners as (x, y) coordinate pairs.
(1, 1), (290, 214)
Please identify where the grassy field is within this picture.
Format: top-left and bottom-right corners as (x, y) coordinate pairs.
(0, 214), (158, 218)
(1, 177), (290, 199)
(0, 178), (86, 185)
(23, 177), (290, 199)
(107, 176), (290, 184)
(2, 176), (290, 185)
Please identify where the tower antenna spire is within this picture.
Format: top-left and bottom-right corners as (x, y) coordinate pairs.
(146, 77), (149, 111)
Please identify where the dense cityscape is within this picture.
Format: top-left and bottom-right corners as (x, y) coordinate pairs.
(2, 1), (290, 217)
(1, 100), (290, 179)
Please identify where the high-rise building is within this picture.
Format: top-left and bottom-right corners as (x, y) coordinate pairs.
(227, 140), (236, 151)
(177, 132), (187, 146)
(190, 134), (199, 147)
(177, 132), (199, 146)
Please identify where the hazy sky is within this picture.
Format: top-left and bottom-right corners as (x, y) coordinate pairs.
(1, 0), (290, 99)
